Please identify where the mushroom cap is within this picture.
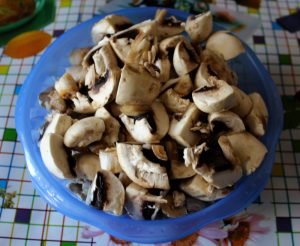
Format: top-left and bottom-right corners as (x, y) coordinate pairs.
(54, 73), (78, 99)
(116, 143), (170, 190)
(205, 31), (245, 60)
(86, 170), (125, 215)
(218, 131), (268, 175)
(99, 147), (122, 173)
(185, 11), (213, 43)
(64, 117), (105, 148)
(91, 14), (132, 43)
(44, 113), (73, 137)
(192, 77), (238, 113)
(208, 111), (245, 133)
(160, 88), (190, 114)
(115, 63), (161, 106)
(120, 101), (169, 143)
(95, 107), (120, 146)
(245, 92), (268, 137)
(72, 92), (98, 114)
(231, 86), (253, 118)
(40, 133), (74, 179)
(74, 153), (101, 181)
(173, 40), (199, 76)
(168, 103), (202, 147)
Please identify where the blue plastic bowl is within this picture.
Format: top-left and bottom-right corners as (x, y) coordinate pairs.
(15, 7), (283, 244)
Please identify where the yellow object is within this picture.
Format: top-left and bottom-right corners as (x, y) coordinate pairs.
(4, 30), (51, 58)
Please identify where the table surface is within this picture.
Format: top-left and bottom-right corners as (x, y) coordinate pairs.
(0, 0), (300, 245)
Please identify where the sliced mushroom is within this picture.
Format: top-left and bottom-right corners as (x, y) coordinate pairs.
(173, 74), (194, 97)
(69, 48), (90, 66)
(161, 192), (187, 218)
(74, 153), (101, 181)
(39, 87), (67, 113)
(154, 56), (171, 82)
(185, 11), (213, 43)
(99, 147), (122, 173)
(93, 42), (119, 76)
(157, 16), (185, 40)
(160, 88), (190, 114)
(180, 174), (229, 201)
(118, 171), (132, 187)
(195, 49), (238, 87)
(91, 14), (132, 43)
(206, 31), (245, 60)
(86, 170), (125, 215)
(66, 66), (87, 84)
(40, 133), (74, 179)
(125, 182), (167, 220)
(88, 68), (121, 108)
(192, 77), (238, 113)
(44, 113), (73, 137)
(72, 92), (98, 114)
(173, 40), (199, 76)
(218, 131), (268, 175)
(208, 111), (245, 133)
(244, 93), (268, 137)
(231, 86), (253, 118)
(151, 145), (168, 161)
(159, 35), (185, 56)
(115, 63), (161, 106)
(120, 101), (169, 143)
(168, 103), (202, 147)
(54, 73), (78, 99)
(64, 117), (105, 148)
(95, 107), (120, 146)
(116, 143), (170, 190)
(118, 104), (151, 117)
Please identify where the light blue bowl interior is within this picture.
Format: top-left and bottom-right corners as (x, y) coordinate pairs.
(15, 7), (283, 244)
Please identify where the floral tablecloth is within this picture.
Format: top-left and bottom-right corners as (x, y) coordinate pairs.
(0, 0), (300, 245)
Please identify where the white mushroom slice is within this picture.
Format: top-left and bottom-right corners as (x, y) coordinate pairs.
(192, 77), (238, 113)
(54, 73), (78, 99)
(160, 88), (190, 114)
(170, 160), (196, 179)
(180, 174), (229, 201)
(125, 182), (167, 220)
(116, 143), (170, 190)
(69, 48), (90, 65)
(66, 66), (87, 84)
(151, 145), (168, 161)
(159, 35), (185, 56)
(183, 143), (207, 168)
(64, 117), (105, 148)
(44, 113), (73, 137)
(245, 93), (268, 137)
(218, 132), (268, 175)
(86, 170), (125, 216)
(195, 49), (238, 87)
(115, 64), (161, 106)
(206, 31), (245, 60)
(157, 16), (185, 40)
(205, 166), (243, 189)
(185, 11), (213, 43)
(95, 107), (120, 146)
(208, 111), (245, 133)
(155, 56), (171, 82)
(110, 37), (133, 62)
(39, 88), (67, 113)
(40, 133), (74, 179)
(231, 86), (253, 118)
(99, 148), (122, 173)
(168, 103), (201, 147)
(95, 42), (119, 76)
(120, 101), (169, 143)
(161, 192), (187, 218)
(173, 40), (199, 76)
(72, 92), (98, 114)
(91, 14), (132, 43)
(74, 153), (101, 181)
(119, 104), (151, 117)
(173, 74), (194, 97)
(89, 68), (121, 108)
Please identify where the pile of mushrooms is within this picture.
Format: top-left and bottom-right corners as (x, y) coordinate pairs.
(39, 9), (268, 220)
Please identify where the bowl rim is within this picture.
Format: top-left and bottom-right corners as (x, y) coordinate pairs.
(15, 7), (283, 243)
